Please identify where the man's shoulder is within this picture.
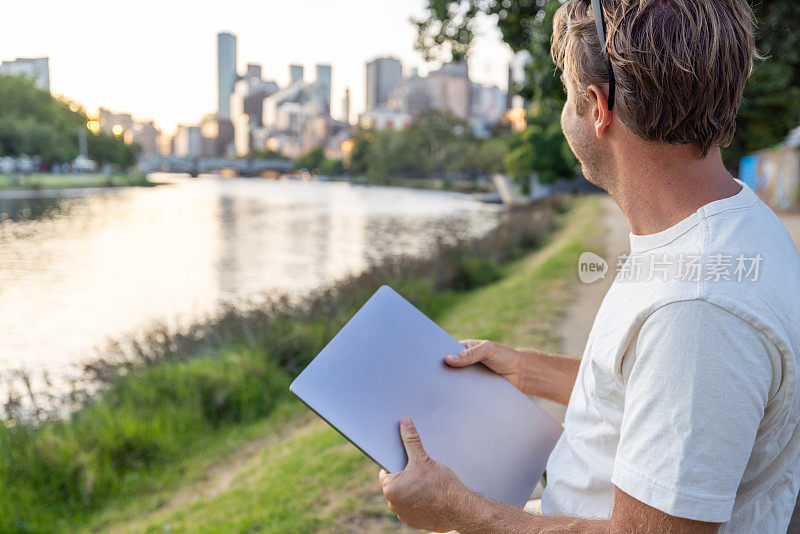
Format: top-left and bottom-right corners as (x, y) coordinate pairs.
(701, 194), (799, 266)
(697, 199), (800, 343)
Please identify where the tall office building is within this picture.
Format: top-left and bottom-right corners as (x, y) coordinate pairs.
(427, 62), (471, 119)
(315, 63), (332, 113)
(0, 57), (50, 92)
(246, 63), (262, 79)
(217, 32), (238, 119)
(289, 64), (304, 85)
(365, 57), (402, 110)
(231, 64), (279, 156)
(342, 87), (351, 124)
(241, 63), (279, 128)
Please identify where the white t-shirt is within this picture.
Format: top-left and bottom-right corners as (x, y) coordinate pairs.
(541, 183), (800, 533)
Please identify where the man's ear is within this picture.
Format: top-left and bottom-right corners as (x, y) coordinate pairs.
(586, 84), (612, 139)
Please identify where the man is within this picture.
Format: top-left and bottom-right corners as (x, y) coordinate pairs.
(378, 0), (800, 532)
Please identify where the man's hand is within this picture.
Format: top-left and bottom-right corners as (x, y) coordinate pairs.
(378, 418), (721, 534)
(446, 339), (526, 392)
(446, 339), (581, 405)
(379, 417), (472, 533)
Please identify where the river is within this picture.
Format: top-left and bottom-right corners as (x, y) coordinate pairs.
(0, 175), (502, 384)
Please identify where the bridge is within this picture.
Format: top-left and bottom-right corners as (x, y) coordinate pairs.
(138, 156), (296, 177)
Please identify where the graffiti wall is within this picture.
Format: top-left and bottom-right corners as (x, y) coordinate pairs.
(739, 147), (800, 211)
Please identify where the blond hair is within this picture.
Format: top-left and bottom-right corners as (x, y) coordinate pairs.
(552, 0), (759, 156)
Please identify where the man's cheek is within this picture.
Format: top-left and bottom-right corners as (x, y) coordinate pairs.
(561, 108), (576, 153)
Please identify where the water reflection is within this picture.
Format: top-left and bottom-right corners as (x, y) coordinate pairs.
(0, 196), (69, 221)
(0, 175), (501, 380)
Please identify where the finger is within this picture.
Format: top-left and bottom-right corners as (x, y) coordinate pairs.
(446, 340), (491, 366)
(399, 417), (428, 464)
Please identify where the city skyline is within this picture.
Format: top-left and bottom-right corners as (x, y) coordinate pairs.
(1, 0), (513, 134)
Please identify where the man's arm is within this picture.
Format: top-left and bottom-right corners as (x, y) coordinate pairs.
(380, 419), (720, 534)
(450, 485), (719, 533)
(446, 340), (580, 405)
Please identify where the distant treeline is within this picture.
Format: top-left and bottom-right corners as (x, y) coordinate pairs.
(347, 110), (510, 184)
(0, 75), (140, 170)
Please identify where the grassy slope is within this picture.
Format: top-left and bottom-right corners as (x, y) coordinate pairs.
(0, 173), (150, 190)
(79, 195), (603, 534)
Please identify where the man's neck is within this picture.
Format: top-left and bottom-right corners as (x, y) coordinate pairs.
(606, 145), (741, 236)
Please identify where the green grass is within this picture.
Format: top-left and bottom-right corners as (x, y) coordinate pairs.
(0, 173), (151, 190)
(86, 419), (389, 534)
(441, 197), (604, 349)
(0, 195), (604, 533)
(74, 196), (604, 534)
(1, 347), (296, 530)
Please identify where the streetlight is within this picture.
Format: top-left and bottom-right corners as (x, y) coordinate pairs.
(80, 120), (99, 159)
(77, 118), (100, 171)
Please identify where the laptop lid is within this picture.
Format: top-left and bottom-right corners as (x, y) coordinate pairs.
(290, 285), (562, 506)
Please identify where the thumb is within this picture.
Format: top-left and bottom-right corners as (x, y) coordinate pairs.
(399, 417), (428, 465)
(379, 468), (397, 488)
(446, 339), (491, 367)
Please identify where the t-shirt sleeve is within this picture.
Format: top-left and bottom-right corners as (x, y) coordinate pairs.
(610, 299), (774, 523)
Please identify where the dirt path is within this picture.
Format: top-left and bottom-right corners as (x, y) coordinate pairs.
(557, 195), (630, 359)
(535, 195), (629, 424)
(111, 416), (322, 534)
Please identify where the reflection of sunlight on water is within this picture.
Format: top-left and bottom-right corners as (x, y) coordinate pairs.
(0, 176), (502, 384)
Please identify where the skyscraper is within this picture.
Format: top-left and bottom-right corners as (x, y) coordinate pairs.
(246, 63), (262, 79)
(217, 32), (238, 119)
(315, 63), (332, 113)
(342, 87), (351, 124)
(289, 64), (304, 86)
(427, 62), (471, 119)
(365, 57), (402, 110)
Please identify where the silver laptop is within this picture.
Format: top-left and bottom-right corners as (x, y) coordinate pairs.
(290, 285), (562, 506)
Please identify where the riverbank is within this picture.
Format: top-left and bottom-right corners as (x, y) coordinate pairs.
(0, 195), (603, 532)
(351, 176), (495, 194)
(0, 172), (152, 191)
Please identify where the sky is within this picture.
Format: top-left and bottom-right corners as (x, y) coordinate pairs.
(1, 0), (513, 134)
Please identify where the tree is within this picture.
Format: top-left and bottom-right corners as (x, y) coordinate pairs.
(415, 0), (574, 186)
(725, 2), (800, 166)
(401, 110), (477, 177)
(414, 0), (800, 179)
(505, 99), (576, 185)
(295, 147), (326, 171)
(0, 74), (139, 169)
(295, 146), (344, 176)
(471, 137), (509, 176)
(249, 148), (286, 160)
(347, 110), (507, 183)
